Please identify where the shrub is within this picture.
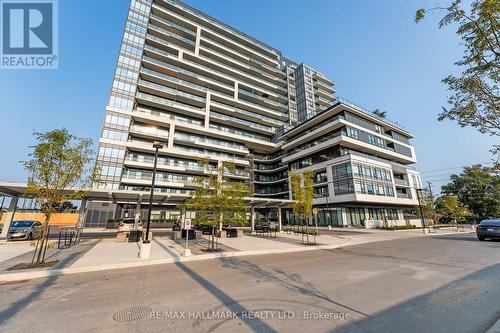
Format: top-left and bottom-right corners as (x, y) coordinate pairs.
(379, 224), (417, 231)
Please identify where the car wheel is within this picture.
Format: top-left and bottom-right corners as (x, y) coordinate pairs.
(477, 236), (485, 241)
(27, 233), (33, 240)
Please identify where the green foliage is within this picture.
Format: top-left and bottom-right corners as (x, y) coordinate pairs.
(415, 8), (426, 23)
(181, 159), (251, 227)
(441, 164), (500, 218)
(435, 195), (473, 223)
(415, 0), (500, 152)
(380, 224), (417, 231)
(22, 128), (98, 265)
(290, 170), (314, 222)
(372, 109), (387, 118)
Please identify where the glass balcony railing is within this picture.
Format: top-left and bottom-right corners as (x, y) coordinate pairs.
(394, 178), (410, 186)
(140, 67), (234, 99)
(174, 132), (248, 151)
(136, 106), (204, 126)
(336, 97), (406, 131)
(209, 123), (271, 142)
(148, 24), (196, 47)
(210, 101), (285, 127)
(138, 79), (206, 104)
(238, 89), (288, 110)
(136, 92), (204, 114)
(130, 125), (169, 138)
(142, 56), (235, 91)
(210, 111), (274, 133)
(149, 14), (196, 38)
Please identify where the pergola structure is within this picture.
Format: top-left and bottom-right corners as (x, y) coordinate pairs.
(0, 182), (292, 239)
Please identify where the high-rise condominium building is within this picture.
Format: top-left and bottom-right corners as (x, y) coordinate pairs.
(90, 0), (422, 228)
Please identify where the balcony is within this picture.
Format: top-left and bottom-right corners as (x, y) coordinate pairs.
(138, 79), (206, 107)
(140, 67), (233, 100)
(313, 79), (335, 93)
(238, 89), (288, 112)
(135, 92), (205, 119)
(135, 106), (204, 127)
(396, 192), (412, 199)
(142, 55), (234, 94)
(129, 124), (169, 138)
(148, 24), (196, 51)
(210, 100), (285, 128)
(209, 111), (275, 134)
(394, 178), (410, 186)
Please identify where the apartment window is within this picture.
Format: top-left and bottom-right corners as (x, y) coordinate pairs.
(102, 129), (128, 142)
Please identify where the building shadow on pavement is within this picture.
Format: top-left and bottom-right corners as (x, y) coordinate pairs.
(154, 239), (276, 332)
(431, 235), (500, 242)
(0, 252), (84, 327)
(330, 263), (500, 333)
(218, 256), (368, 317)
(325, 247), (475, 271)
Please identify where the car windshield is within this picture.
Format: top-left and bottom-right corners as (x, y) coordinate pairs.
(480, 220), (500, 226)
(11, 221), (34, 228)
(481, 220), (500, 227)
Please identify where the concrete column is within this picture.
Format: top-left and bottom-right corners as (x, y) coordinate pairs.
(250, 206), (255, 234)
(181, 208), (186, 227)
(234, 82), (239, 99)
(204, 92), (211, 128)
(278, 207), (282, 232)
(135, 195), (143, 216)
(0, 196), (19, 240)
(195, 27), (201, 55)
(77, 199), (87, 228)
(168, 124), (175, 149)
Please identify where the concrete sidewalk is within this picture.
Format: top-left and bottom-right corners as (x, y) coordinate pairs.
(0, 229), (472, 282)
(0, 242), (34, 263)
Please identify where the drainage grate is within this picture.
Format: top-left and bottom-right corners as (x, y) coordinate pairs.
(113, 305), (153, 322)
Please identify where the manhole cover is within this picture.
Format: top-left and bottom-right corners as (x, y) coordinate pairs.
(113, 305), (152, 322)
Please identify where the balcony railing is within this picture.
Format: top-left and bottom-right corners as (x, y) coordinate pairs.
(336, 97), (406, 131)
(130, 125), (169, 138)
(394, 178), (410, 186)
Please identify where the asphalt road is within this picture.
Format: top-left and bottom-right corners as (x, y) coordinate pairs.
(0, 233), (499, 333)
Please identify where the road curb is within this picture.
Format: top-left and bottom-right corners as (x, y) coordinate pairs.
(0, 239), (351, 282)
(486, 319), (500, 333)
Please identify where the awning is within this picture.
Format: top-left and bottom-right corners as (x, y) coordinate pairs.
(0, 182), (292, 208)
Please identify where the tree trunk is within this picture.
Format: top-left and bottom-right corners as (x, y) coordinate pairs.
(34, 214), (50, 266)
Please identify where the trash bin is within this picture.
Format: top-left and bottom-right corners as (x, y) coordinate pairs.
(129, 230), (142, 242)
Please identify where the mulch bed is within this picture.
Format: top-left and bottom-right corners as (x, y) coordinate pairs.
(7, 260), (59, 271)
(199, 248), (225, 253)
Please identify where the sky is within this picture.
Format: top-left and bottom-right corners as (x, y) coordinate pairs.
(0, 0), (497, 195)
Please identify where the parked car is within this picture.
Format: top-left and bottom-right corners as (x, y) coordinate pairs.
(117, 218), (143, 233)
(476, 219), (500, 241)
(8, 220), (42, 240)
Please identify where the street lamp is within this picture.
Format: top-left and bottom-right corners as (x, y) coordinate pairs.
(140, 141), (164, 259)
(416, 188), (427, 233)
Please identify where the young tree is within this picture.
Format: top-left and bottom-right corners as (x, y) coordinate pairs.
(181, 159), (250, 250)
(22, 129), (98, 266)
(290, 170), (314, 243)
(441, 164), (500, 219)
(415, 1), (500, 154)
(435, 196), (472, 224)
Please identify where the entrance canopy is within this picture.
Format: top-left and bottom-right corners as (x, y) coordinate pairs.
(0, 182), (292, 208)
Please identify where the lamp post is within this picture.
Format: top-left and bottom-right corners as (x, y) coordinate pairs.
(140, 141), (164, 259)
(416, 188), (427, 234)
